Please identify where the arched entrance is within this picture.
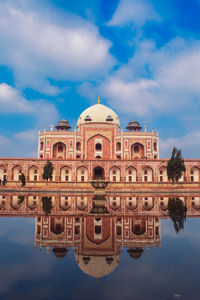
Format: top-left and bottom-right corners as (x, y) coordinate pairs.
(93, 166), (105, 180)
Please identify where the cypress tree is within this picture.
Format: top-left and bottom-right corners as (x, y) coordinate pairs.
(42, 160), (53, 181)
(19, 173), (26, 186)
(167, 147), (186, 184)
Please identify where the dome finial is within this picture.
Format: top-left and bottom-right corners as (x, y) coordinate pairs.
(98, 96), (100, 104)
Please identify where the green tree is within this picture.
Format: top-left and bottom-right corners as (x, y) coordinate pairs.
(168, 198), (187, 234)
(19, 196), (25, 203)
(42, 160), (53, 182)
(19, 173), (26, 186)
(167, 147), (186, 184)
(42, 196), (52, 215)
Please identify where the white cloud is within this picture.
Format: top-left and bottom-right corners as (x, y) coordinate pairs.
(160, 131), (200, 159)
(0, 130), (38, 157)
(0, 3), (115, 94)
(0, 83), (59, 126)
(108, 0), (160, 27)
(99, 38), (200, 118)
(0, 83), (59, 157)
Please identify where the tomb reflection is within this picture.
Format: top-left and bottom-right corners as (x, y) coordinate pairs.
(0, 192), (200, 280)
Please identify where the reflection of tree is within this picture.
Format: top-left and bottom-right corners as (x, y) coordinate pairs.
(168, 198), (187, 233)
(19, 196), (24, 204)
(42, 196), (52, 215)
(127, 248), (144, 259)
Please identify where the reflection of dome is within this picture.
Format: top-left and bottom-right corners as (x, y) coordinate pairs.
(76, 254), (120, 279)
(126, 121), (142, 132)
(77, 103), (120, 127)
(56, 119), (71, 131)
(127, 248), (144, 259)
(52, 247), (68, 259)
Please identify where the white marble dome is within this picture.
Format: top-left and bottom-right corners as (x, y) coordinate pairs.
(76, 254), (120, 279)
(77, 103), (120, 127)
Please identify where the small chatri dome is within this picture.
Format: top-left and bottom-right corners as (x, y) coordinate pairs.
(126, 121), (142, 132)
(56, 119), (71, 131)
(52, 247), (68, 259)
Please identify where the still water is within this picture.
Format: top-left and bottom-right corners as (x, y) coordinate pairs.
(0, 193), (200, 300)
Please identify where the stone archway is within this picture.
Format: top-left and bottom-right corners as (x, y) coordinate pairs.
(93, 166), (105, 180)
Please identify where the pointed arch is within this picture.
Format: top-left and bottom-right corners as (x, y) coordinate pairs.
(125, 166), (137, 182)
(60, 166), (72, 181)
(109, 166), (121, 182)
(142, 166), (153, 182)
(131, 143), (144, 159)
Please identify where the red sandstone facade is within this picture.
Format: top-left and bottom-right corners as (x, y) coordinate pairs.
(0, 101), (200, 185)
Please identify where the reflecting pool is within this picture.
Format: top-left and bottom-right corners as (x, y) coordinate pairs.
(0, 192), (200, 300)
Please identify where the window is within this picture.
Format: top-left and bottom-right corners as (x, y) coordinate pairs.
(117, 226), (121, 236)
(155, 227), (159, 235)
(129, 176), (132, 182)
(81, 176), (84, 182)
(154, 142), (157, 151)
(96, 143), (102, 150)
(116, 142), (121, 151)
(34, 175), (37, 181)
(58, 145), (63, 152)
(76, 142), (81, 151)
(160, 170), (163, 175)
(144, 170), (147, 175)
(65, 170), (69, 174)
(144, 176), (148, 182)
(95, 225), (101, 234)
(113, 170), (116, 175)
(81, 170), (84, 175)
(75, 226), (80, 235)
(191, 170), (194, 175)
(134, 146), (139, 153)
(40, 141), (44, 151)
(160, 176), (163, 182)
(34, 169), (37, 174)
(65, 176), (69, 181)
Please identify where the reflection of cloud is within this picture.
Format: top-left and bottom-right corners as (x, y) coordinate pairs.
(162, 218), (200, 247)
(0, 254), (54, 295)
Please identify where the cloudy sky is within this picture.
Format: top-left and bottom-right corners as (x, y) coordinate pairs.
(0, 0), (200, 158)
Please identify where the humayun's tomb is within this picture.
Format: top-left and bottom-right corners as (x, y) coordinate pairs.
(0, 97), (200, 191)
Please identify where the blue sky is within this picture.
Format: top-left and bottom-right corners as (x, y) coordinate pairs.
(0, 0), (200, 158)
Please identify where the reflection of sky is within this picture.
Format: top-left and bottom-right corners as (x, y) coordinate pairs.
(0, 218), (200, 300)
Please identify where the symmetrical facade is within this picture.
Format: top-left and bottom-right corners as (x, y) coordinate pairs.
(38, 100), (159, 161)
(0, 99), (200, 186)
